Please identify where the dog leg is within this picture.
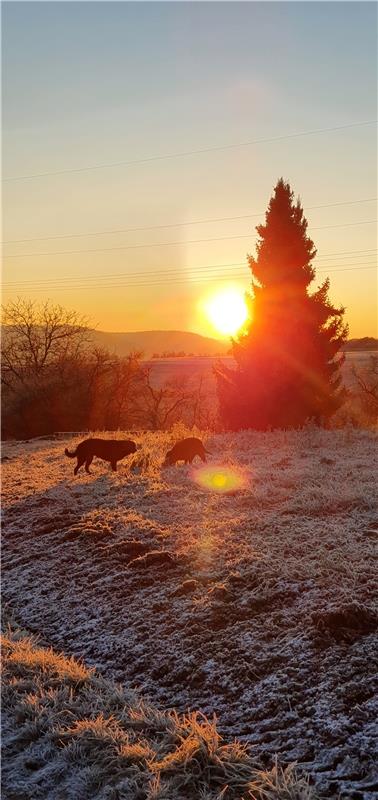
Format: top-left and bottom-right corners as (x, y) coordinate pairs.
(74, 457), (85, 475)
(85, 456), (93, 474)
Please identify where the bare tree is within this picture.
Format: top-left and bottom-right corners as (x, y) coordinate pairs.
(99, 352), (144, 429)
(138, 367), (191, 430)
(1, 298), (220, 437)
(1, 298), (90, 389)
(352, 355), (378, 420)
(188, 373), (219, 429)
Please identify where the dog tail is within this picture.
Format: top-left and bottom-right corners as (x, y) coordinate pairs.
(65, 447), (77, 458)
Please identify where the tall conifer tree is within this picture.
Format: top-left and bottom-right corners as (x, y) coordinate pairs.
(216, 179), (347, 429)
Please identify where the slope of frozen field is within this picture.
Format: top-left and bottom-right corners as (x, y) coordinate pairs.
(2, 427), (377, 798)
(2, 626), (316, 800)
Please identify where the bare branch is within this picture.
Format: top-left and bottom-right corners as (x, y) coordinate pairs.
(1, 298), (90, 389)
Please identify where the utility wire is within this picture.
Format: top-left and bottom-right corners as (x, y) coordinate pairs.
(3, 119), (376, 182)
(4, 250), (377, 290)
(4, 247), (377, 288)
(5, 267), (375, 293)
(4, 264), (377, 294)
(3, 262), (246, 287)
(3, 219), (377, 260)
(3, 256), (377, 289)
(4, 197), (377, 244)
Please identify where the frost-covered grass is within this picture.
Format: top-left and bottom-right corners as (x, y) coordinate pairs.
(2, 425), (377, 798)
(2, 627), (316, 799)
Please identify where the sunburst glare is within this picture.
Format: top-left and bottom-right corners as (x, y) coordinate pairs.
(192, 464), (248, 493)
(203, 287), (249, 337)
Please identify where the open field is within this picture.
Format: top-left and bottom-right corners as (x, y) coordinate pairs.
(143, 351), (378, 389)
(2, 427), (378, 798)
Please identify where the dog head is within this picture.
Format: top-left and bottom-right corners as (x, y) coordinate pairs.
(122, 440), (137, 455)
(162, 449), (174, 467)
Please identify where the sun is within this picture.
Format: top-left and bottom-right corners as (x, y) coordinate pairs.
(204, 288), (249, 337)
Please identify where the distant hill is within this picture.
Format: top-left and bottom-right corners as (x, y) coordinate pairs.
(89, 330), (377, 358)
(89, 329), (230, 358)
(342, 337), (378, 352)
(3, 323), (376, 359)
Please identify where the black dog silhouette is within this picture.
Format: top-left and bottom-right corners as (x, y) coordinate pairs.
(163, 437), (210, 466)
(65, 438), (137, 475)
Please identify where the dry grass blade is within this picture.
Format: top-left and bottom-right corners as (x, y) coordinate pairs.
(1, 629), (318, 800)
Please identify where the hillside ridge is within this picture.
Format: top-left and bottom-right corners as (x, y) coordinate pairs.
(89, 328), (230, 357)
(89, 330), (377, 358)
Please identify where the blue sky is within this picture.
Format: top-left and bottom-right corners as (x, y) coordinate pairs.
(3, 2), (377, 336)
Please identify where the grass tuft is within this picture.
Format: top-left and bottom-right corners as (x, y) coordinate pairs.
(246, 758), (316, 799)
(2, 629), (317, 799)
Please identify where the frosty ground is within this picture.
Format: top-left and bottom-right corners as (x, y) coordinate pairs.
(2, 427), (377, 798)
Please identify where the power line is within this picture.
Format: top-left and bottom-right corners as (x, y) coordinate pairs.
(3, 219), (377, 260)
(4, 250), (376, 291)
(3, 120), (376, 182)
(3, 261), (246, 288)
(313, 248), (377, 259)
(3, 255), (377, 289)
(4, 197), (377, 245)
(313, 248), (377, 258)
(3, 264), (377, 295)
(3, 267), (376, 294)
(4, 247), (376, 288)
(3, 262), (244, 287)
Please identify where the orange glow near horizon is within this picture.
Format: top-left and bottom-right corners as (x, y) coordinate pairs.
(202, 287), (249, 337)
(192, 464), (248, 493)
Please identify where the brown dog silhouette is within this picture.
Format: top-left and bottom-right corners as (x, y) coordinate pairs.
(65, 438), (137, 475)
(163, 437), (210, 466)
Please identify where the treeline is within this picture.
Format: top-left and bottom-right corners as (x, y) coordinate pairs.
(1, 297), (376, 439)
(3, 180), (377, 439)
(343, 338), (378, 352)
(152, 351), (195, 359)
(151, 351), (225, 359)
(1, 299), (217, 440)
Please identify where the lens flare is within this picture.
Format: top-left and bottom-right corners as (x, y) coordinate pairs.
(192, 464), (247, 493)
